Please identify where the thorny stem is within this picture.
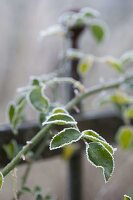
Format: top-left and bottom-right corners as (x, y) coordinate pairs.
(2, 72), (133, 177)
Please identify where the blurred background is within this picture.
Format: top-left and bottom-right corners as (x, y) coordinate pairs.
(1, 0), (133, 199)
(1, 0), (133, 122)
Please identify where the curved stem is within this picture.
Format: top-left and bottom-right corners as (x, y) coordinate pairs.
(2, 72), (133, 177)
(44, 77), (85, 92)
(66, 73), (133, 110)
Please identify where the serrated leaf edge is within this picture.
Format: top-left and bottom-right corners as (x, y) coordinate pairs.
(86, 142), (115, 183)
(50, 128), (82, 150)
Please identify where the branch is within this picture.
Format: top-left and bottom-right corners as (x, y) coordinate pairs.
(2, 72), (133, 177)
(66, 73), (133, 110)
(45, 77), (85, 92)
(2, 125), (51, 177)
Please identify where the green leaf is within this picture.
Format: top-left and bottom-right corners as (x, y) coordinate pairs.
(116, 126), (133, 149)
(52, 107), (68, 114)
(83, 130), (114, 155)
(43, 113), (77, 126)
(31, 78), (40, 86)
(78, 56), (93, 75)
(124, 195), (132, 200)
(82, 130), (105, 142)
(74, 17), (84, 27)
(0, 172), (4, 190)
(29, 87), (49, 112)
(124, 106), (133, 119)
(8, 95), (26, 134)
(3, 140), (19, 160)
(105, 57), (123, 73)
(15, 96), (26, 116)
(8, 104), (15, 123)
(35, 194), (43, 200)
(16, 95), (25, 105)
(90, 22), (105, 42)
(21, 186), (32, 194)
(44, 195), (53, 200)
(121, 51), (133, 64)
(86, 142), (114, 182)
(34, 186), (43, 200)
(34, 186), (42, 193)
(50, 128), (81, 150)
(81, 7), (100, 18)
(110, 92), (132, 105)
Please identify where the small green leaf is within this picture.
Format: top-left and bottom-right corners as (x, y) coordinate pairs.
(15, 96), (26, 116)
(78, 56), (93, 75)
(44, 195), (54, 200)
(43, 113), (77, 126)
(105, 57), (123, 73)
(8, 104), (15, 123)
(124, 106), (133, 119)
(86, 142), (114, 182)
(90, 22), (105, 42)
(3, 140), (19, 160)
(110, 92), (132, 105)
(81, 7), (100, 18)
(52, 107), (68, 114)
(34, 186), (42, 193)
(116, 126), (133, 149)
(8, 95), (26, 134)
(0, 172), (4, 190)
(50, 128), (81, 150)
(21, 186), (32, 194)
(29, 87), (49, 112)
(16, 95), (25, 105)
(31, 79), (40, 86)
(74, 17), (84, 27)
(124, 195), (132, 200)
(35, 194), (43, 200)
(33, 186), (43, 200)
